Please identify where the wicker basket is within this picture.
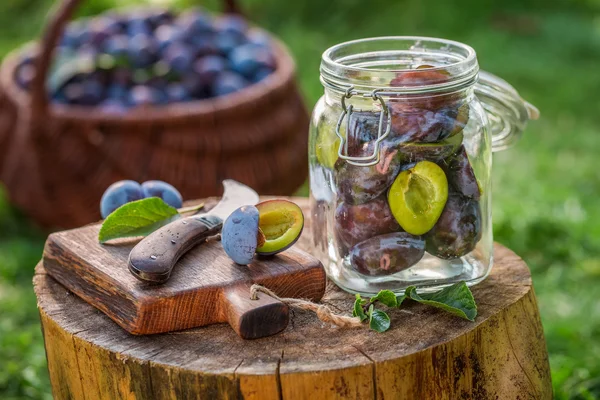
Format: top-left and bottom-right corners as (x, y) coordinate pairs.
(0, 0), (309, 229)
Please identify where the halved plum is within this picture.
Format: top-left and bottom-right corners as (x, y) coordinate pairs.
(222, 205), (261, 265)
(350, 232), (425, 276)
(315, 116), (342, 170)
(255, 200), (304, 255)
(388, 160), (448, 235)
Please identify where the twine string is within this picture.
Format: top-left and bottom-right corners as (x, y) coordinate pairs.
(250, 284), (363, 328)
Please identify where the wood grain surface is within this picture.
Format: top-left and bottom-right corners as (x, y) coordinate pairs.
(42, 198), (325, 335)
(35, 197), (553, 399)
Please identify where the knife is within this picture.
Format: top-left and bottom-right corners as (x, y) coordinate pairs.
(128, 180), (260, 284)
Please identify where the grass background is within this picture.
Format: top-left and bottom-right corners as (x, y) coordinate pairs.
(1, 0), (599, 398)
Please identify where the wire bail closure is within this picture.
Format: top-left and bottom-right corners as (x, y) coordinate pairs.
(335, 86), (391, 167)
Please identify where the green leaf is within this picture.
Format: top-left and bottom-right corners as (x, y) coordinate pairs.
(371, 290), (398, 307)
(396, 295), (407, 307)
(369, 309), (391, 332)
(352, 294), (368, 321)
(404, 282), (477, 321)
(98, 198), (180, 243)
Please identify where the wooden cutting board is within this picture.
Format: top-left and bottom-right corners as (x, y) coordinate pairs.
(42, 201), (326, 338)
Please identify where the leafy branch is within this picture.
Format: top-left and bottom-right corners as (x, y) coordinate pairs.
(352, 281), (477, 332)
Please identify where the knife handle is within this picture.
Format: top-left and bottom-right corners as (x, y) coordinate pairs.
(128, 215), (223, 284)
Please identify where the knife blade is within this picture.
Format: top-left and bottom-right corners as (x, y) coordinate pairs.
(128, 180), (259, 284)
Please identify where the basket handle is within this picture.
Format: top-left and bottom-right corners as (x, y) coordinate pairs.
(30, 0), (242, 119)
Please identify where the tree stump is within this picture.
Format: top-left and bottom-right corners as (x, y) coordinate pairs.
(34, 197), (553, 399)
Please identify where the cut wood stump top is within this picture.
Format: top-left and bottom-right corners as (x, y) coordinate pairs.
(34, 197), (553, 400)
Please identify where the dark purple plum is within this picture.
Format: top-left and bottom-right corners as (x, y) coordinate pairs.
(129, 85), (163, 106)
(60, 25), (84, 49)
(252, 67), (274, 83)
(388, 67), (469, 143)
(212, 71), (249, 97)
(141, 180), (183, 208)
(187, 35), (219, 57)
(247, 30), (271, 48)
(112, 67), (132, 86)
(440, 145), (481, 200)
(100, 99), (128, 114)
(395, 132), (464, 163)
(166, 83), (191, 102)
(88, 18), (122, 47)
(182, 75), (209, 99)
(350, 232), (425, 276)
(216, 15), (248, 36)
(100, 180), (144, 218)
(334, 144), (402, 205)
(390, 68), (450, 88)
(154, 25), (185, 52)
(147, 9), (174, 28)
(425, 194), (482, 260)
(77, 43), (100, 60)
(106, 84), (128, 101)
(102, 35), (128, 59)
(214, 31), (245, 55)
(126, 17), (153, 37)
(178, 9), (214, 36)
(127, 34), (158, 68)
(193, 55), (228, 83)
(63, 79), (105, 106)
(388, 102), (464, 144)
(163, 43), (195, 74)
(26, 8), (275, 107)
(343, 111), (385, 157)
(229, 43), (275, 80)
(15, 59), (35, 89)
(334, 198), (400, 250)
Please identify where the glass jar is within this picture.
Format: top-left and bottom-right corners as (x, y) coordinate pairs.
(309, 37), (538, 295)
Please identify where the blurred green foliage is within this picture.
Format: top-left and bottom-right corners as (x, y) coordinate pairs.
(1, 0), (599, 398)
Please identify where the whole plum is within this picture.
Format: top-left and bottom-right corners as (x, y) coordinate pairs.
(425, 194), (482, 260)
(141, 180), (183, 208)
(396, 131), (463, 163)
(350, 232), (425, 276)
(334, 198), (400, 250)
(166, 83), (191, 102)
(194, 55), (228, 83)
(216, 15), (248, 36)
(103, 35), (129, 59)
(177, 9), (214, 36)
(212, 71), (249, 97)
(229, 43), (275, 80)
(163, 42), (195, 74)
(154, 25), (185, 52)
(388, 102), (463, 144)
(100, 180), (144, 218)
(388, 66), (468, 143)
(127, 34), (158, 68)
(334, 144), (401, 205)
(345, 111), (384, 156)
(440, 145), (481, 200)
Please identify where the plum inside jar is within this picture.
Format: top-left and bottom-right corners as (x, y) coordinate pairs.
(312, 36), (536, 294)
(331, 66), (483, 278)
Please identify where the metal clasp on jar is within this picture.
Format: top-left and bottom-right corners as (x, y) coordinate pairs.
(335, 87), (392, 167)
